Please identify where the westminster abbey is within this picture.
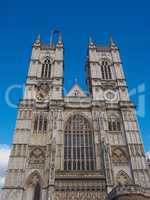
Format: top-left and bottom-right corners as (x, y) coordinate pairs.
(1, 30), (150, 200)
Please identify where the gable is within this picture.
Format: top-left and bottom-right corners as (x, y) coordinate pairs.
(67, 84), (87, 97)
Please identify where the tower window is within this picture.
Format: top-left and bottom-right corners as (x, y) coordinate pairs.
(41, 59), (51, 79)
(33, 113), (48, 133)
(64, 114), (96, 171)
(108, 116), (121, 132)
(101, 60), (112, 80)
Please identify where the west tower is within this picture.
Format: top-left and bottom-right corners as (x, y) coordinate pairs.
(1, 31), (150, 200)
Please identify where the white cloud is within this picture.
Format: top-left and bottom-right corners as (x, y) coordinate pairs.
(146, 151), (150, 159)
(0, 144), (11, 188)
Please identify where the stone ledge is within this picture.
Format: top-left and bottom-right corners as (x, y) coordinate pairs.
(108, 185), (150, 200)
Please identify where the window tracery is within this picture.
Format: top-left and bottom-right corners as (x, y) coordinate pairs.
(64, 114), (96, 171)
(33, 113), (48, 133)
(41, 58), (51, 79)
(101, 60), (112, 80)
(108, 115), (121, 132)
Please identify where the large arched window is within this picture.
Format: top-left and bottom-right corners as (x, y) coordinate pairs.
(101, 60), (112, 80)
(64, 114), (96, 171)
(41, 58), (51, 79)
(33, 182), (41, 200)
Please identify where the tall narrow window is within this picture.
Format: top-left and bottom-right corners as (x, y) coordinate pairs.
(64, 114), (96, 171)
(33, 113), (48, 134)
(41, 59), (51, 79)
(34, 116), (38, 131)
(33, 182), (41, 200)
(101, 60), (112, 80)
(108, 116), (121, 132)
(39, 115), (43, 131)
(43, 116), (47, 132)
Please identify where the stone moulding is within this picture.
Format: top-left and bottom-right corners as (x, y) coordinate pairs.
(108, 185), (150, 200)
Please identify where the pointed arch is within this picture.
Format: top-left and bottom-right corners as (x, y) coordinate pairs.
(108, 113), (121, 132)
(41, 58), (51, 79)
(64, 111), (93, 129)
(25, 170), (44, 188)
(64, 113), (96, 171)
(33, 112), (48, 134)
(24, 171), (44, 200)
(100, 59), (112, 80)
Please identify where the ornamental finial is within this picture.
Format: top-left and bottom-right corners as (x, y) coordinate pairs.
(35, 34), (41, 44)
(89, 35), (94, 45)
(110, 35), (116, 46)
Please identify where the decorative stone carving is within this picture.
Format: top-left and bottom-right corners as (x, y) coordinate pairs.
(54, 191), (106, 200)
(116, 171), (131, 185)
(112, 148), (128, 163)
(2, 32), (150, 200)
(36, 82), (50, 101)
(28, 147), (45, 168)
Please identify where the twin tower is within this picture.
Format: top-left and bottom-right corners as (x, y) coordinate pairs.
(1, 30), (150, 200)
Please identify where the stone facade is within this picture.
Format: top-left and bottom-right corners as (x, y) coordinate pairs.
(1, 31), (150, 200)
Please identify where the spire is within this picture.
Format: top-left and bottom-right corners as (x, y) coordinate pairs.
(35, 34), (41, 44)
(57, 32), (63, 48)
(58, 32), (63, 44)
(33, 34), (41, 47)
(50, 29), (63, 48)
(110, 35), (116, 46)
(89, 35), (94, 46)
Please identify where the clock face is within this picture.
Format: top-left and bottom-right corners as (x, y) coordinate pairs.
(104, 90), (117, 101)
(36, 83), (50, 101)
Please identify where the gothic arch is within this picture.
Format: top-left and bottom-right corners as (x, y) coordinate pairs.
(41, 58), (51, 78)
(63, 113), (96, 171)
(25, 170), (44, 188)
(33, 112), (48, 134)
(116, 170), (131, 185)
(63, 111), (93, 130)
(39, 55), (53, 64)
(107, 113), (122, 132)
(107, 112), (121, 119)
(24, 171), (44, 200)
(99, 57), (112, 65)
(99, 58), (113, 80)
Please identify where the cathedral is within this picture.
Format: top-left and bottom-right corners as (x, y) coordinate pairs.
(1, 30), (150, 200)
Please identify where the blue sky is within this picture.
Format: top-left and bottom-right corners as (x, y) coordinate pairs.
(0, 0), (150, 152)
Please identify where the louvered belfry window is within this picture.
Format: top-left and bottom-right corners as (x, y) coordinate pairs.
(101, 60), (112, 80)
(64, 114), (96, 171)
(41, 58), (51, 79)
